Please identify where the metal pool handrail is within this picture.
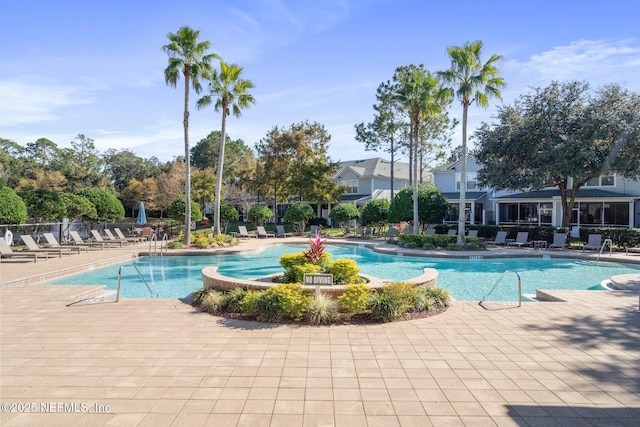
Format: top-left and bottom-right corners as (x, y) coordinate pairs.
(596, 239), (613, 262)
(482, 270), (522, 307)
(116, 264), (157, 302)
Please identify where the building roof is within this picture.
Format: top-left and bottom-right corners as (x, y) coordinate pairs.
(334, 157), (410, 181)
(496, 188), (639, 200)
(441, 191), (488, 201)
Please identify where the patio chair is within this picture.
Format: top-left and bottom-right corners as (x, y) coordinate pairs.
(385, 227), (398, 239)
(360, 226), (372, 239)
(70, 231), (109, 249)
(310, 225), (321, 237)
(103, 229), (131, 246)
(114, 227), (144, 243)
(20, 234), (72, 257)
(507, 232), (530, 248)
(425, 228), (436, 235)
(549, 232), (567, 249)
(0, 238), (46, 262)
(256, 226), (275, 238)
(467, 229), (478, 237)
(447, 229), (456, 235)
(43, 232), (87, 254)
(275, 225), (292, 238)
(237, 225), (257, 238)
(582, 234), (602, 251)
(485, 231), (508, 246)
(90, 230), (125, 247)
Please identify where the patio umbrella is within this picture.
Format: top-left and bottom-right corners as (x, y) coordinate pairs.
(137, 202), (147, 225)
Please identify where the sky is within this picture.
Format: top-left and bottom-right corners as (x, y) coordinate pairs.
(2, 0), (640, 164)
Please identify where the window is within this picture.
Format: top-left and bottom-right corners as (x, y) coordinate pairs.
(455, 173), (478, 190)
(570, 201), (629, 226)
(340, 179), (358, 194)
(499, 202), (552, 225)
(585, 175), (615, 187)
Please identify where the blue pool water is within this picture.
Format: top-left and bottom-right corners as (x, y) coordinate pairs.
(43, 244), (640, 301)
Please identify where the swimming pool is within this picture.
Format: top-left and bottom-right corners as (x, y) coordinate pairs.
(44, 244), (640, 301)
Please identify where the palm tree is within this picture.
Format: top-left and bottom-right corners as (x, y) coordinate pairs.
(438, 40), (505, 247)
(197, 61), (255, 235)
(395, 67), (449, 234)
(163, 26), (218, 245)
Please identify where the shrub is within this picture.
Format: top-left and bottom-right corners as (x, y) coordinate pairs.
(192, 286), (213, 304)
(382, 282), (420, 314)
(279, 252), (308, 270)
(248, 205), (273, 225)
(200, 290), (228, 314)
(168, 194), (202, 223)
(328, 203), (360, 228)
(255, 284), (312, 322)
(225, 287), (248, 312)
(369, 293), (402, 322)
(76, 187), (125, 222)
(283, 202), (314, 233)
(306, 294), (338, 325)
(219, 202), (239, 233)
(192, 233), (210, 249)
(239, 290), (261, 317)
(0, 186), (27, 224)
(414, 289), (436, 312)
(361, 199), (390, 228)
(167, 241), (184, 249)
(283, 263), (321, 283)
(426, 287), (451, 308)
(337, 283), (372, 314)
(326, 259), (360, 285)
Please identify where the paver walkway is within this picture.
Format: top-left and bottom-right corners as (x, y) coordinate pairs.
(1, 238), (639, 426)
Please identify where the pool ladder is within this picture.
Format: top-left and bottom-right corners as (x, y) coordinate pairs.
(148, 232), (169, 257)
(115, 264), (157, 302)
(480, 270), (522, 307)
(596, 239), (613, 262)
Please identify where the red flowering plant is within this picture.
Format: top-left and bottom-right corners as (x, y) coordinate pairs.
(303, 233), (328, 265)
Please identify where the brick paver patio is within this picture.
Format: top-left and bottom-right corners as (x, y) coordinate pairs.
(1, 239), (638, 426)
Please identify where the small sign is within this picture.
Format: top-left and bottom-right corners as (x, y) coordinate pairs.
(303, 274), (333, 286)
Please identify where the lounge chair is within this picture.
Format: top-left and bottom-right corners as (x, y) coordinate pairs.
(114, 228), (144, 243)
(43, 232), (87, 254)
(582, 234), (602, 251)
(447, 229), (456, 236)
(256, 226), (275, 238)
(90, 230), (124, 247)
(360, 226), (372, 239)
(20, 234), (72, 257)
(507, 232), (530, 248)
(0, 238), (46, 262)
(70, 231), (108, 249)
(385, 227), (398, 239)
(310, 225), (321, 237)
(425, 228), (436, 235)
(275, 225), (292, 238)
(485, 231), (508, 246)
(237, 225), (257, 238)
(549, 232), (567, 249)
(468, 229), (478, 238)
(103, 229), (131, 246)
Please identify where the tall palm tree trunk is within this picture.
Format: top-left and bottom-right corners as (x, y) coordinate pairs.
(214, 110), (227, 235)
(412, 116), (419, 234)
(457, 105), (468, 246)
(183, 75), (192, 245)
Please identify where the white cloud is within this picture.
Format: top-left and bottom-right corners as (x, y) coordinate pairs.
(506, 38), (640, 90)
(0, 78), (93, 127)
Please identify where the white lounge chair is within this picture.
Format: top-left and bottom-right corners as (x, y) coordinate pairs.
(507, 232), (530, 248)
(256, 226), (275, 238)
(468, 229), (478, 237)
(275, 225), (292, 238)
(43, 232), (87, 254)
(0, 238), (45, 262)
(485, 231), (508, 246)
(103, 229), (130, 245)
(70, 231), (108, 249)
(447, 229), (456, 236)
(90, 230), (124, 247)
(20, 234), (72, 257)
(582, 234), (602, 251)
(549, 232), (567, 249)
(114, 228), (143, 243)
(237, 225), (257, 238)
